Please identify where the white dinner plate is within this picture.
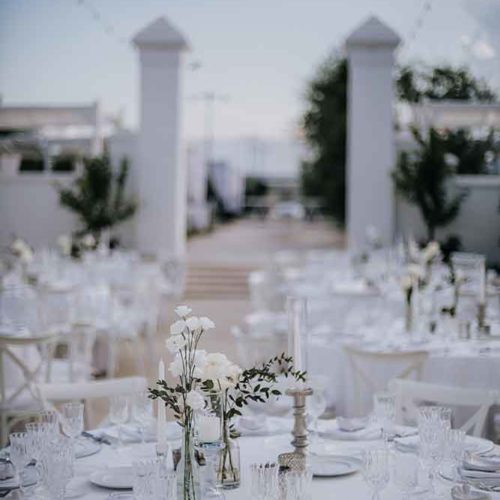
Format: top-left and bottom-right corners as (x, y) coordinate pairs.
(75, 438), (101, 459)
(310, 454), (362, 477)
(395, 435), (494, 455)
(89, 466), (134, 490)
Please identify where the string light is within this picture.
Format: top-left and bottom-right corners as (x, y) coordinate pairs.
(397, 0), (433, 57)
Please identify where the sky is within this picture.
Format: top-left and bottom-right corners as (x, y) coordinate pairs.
(1, 0), (499, 144)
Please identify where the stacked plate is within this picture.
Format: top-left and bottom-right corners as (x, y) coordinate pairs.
(394, 435), (494, 455)
(458, 454), (500, 492)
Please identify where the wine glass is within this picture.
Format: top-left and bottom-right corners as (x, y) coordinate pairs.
(9, 433), (32, 495)
(307, 376), (327, 447)
(418, 406), (449, 497)
(362, 449), (390, 500)
(110, 395), (129, 448)
(39, 410), (59, 436)
(38, 436), (74, 500)
(373, 391), (396, 442)
(445, 429), (466, 481)
(61, 402), (84, 460)
(132, 391), (153, 443)
(392, 450), (420, 496)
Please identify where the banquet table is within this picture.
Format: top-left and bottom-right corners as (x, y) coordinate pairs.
(309, 336), (500, 418)
(31, 435), (500, 499)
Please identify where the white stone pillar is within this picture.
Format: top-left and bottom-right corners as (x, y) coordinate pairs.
(346, 16), (400, 249)
(133, 17), (189, 262)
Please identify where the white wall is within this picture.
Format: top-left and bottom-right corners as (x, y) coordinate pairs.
(0, 173), (76, 249)
(396, 175), (500, 264)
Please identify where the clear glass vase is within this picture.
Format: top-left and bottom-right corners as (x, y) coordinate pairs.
(176, 424), (201, 500)
(218, 426), (240, 490)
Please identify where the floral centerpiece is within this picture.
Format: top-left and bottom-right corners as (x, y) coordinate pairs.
(400, 264), (426, 333)
(149, 306), (304, 499)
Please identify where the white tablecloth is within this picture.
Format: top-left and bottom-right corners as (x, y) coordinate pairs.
(308, 337), (500, 418)
(66, 435), (500, 499)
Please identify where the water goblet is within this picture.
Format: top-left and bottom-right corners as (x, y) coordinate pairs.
(373, 391), (396, 441)
(285, 468), (313, 500)
(132, 391), (153, 443)
(61, 402), (84, 456)
(249, 463), (279, 500)
(392, 450), (420, 496)
(445, 429), (466, 481)
(109, 395), (129, 449)
(418, 406), (448, 497)
(133, 459), (176, 500)
(307, 376), (327, 447)
(9, 432), (32, 495)
(39, 410), (59, 435)
(39, 436), (74, 500)
(133, 460), (156, 500)
(362, 448), (390, 500)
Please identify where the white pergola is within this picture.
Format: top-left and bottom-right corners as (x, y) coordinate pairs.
(410, 100), (500, 130)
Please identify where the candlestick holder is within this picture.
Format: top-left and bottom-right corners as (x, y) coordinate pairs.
(286, 386), (313, 456)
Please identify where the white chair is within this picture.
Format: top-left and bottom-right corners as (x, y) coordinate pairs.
(0, 333), (57, 445)
(343, 345), (429, 415)
(389, 379), (499, 437)
(35, 376), (148, 428)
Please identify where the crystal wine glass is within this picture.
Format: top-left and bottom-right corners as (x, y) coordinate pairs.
(362, 448), (390, 500)
(249, 463), (279, 500)
(132, 391), (153, 443)
(61, 402), (84, 441)
(109, 395), (129, 448)
(373, 391), (396, 442)
(392, 450), (420, 496)
(9, 433), (32, 495)
(445, 428), (466, 481)
(307, 376), (327, 447)
(38, 436), (74, 500)
(418, 406), (449, 497)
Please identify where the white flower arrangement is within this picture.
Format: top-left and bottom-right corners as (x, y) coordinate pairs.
(57, 234), (72, 257)
(10, 238), (34, 264)
(150, 305), (304, 424)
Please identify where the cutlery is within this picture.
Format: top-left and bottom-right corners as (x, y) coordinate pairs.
(82, 431), (111, 446)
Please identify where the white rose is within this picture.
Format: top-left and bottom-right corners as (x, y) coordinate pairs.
(192, 350), (208, 378)
(81, 234), (96, 249)
(57, 235), (72, 256)
(11, 238), (28, 254)
(166, 335), (187, 353)
(170, 319), (187, 336)
(19, 247), (34, 264)
(408, 238), (421, 262)
(422, 241), (440, 263)
(400, 275), (412, 291)
(175, 305), (192, 318)
(407, 264), (425, 280)
(186, 316), (201, 332)
(186, 390), (205, 411)
(227, 363), (242, 381)
(200, 316), (215, 330)
(169, 355), (183, 377)
(202, 352), (232, 380)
